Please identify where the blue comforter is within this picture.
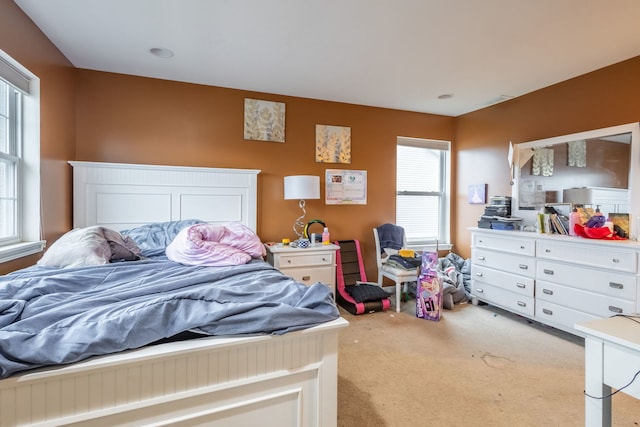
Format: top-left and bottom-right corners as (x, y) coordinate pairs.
(0, 259), (339, 379)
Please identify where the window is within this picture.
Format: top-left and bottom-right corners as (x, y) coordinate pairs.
(396, 137), (451, 250)
(0, 50), (42, 263)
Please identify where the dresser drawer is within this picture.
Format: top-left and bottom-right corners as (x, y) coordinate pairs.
(473, 248), (536, 278)
(473, 282), (534, 317)
(536, 280), (635, 318)
(276, 252), (334, 268)
(281, 265), (335, 287)
(536, 240), (637, 273)
(536, 259), (637, 300)
(472, 265), (534, 297)
(473, 233), (535, 256)
(535, 300), (600, 334)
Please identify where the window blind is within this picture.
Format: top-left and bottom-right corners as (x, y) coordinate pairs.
(0, 54), (30, 94)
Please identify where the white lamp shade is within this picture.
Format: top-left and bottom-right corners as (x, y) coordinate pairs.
(284, 175), (320, 200)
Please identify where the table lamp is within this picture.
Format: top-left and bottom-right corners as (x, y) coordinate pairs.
(284, 175), (320, 243)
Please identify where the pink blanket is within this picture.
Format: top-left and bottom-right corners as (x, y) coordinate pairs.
(166, 222), (266, 266)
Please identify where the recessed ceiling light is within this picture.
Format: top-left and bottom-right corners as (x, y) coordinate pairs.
(437, 94), (454, 100)
(149, 47), (174, 58)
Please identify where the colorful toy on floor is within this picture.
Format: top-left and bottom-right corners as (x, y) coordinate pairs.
(416, 251), (443, 321)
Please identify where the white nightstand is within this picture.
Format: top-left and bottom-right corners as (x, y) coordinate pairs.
(265, 243), (339, 293)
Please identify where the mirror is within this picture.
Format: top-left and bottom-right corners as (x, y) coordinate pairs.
(511, 122), (640, 238)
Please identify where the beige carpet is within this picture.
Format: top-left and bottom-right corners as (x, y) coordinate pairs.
(337, 301), (640, 427)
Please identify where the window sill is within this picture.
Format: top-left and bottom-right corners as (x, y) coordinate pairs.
(406, 242), (453, 253)
(0, 240), (45, 264)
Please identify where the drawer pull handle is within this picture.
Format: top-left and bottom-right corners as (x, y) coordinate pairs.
(542, 288), (553, 295)
(608, 306), (623, 314)
(520, 245), (525, 249)
(542, 308), (553, 315)
(519, 264), (528, 270)
(301, 275), (311, 281)
(287, 260), (292, 264)
(543, 269), (554, 275)
(609, 282), (624, 289)
(477, 256), (486, 261)
(478, 239), (483, 243)
(516, 283), (526, 289)
(475, 272), (483, 277)
(476, 288), (484, 294)
(612, 258), (620, 263)
(545, 249), (551, 253)
(517, 301), (526, 307)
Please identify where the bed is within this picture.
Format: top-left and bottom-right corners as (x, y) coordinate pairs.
(0, 161), (348, 427)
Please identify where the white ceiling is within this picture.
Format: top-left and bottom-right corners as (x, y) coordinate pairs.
(14, 0), (640, 117)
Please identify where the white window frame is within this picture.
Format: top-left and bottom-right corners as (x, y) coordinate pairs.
(0, 49), (43, 263)
(396, 136), (451, 252)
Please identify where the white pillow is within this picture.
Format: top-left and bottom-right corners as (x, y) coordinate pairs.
(38, 227), (112, 268)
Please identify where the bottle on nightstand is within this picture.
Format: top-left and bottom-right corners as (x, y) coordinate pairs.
(322, 227), (330, 244)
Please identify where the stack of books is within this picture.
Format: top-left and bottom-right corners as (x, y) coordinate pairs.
(538, 206), (571, 235)
(478, 196), (522, 230)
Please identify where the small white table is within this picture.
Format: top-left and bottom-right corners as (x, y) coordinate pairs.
(265, 243), (339, 294)
(575, 316), (640, 427)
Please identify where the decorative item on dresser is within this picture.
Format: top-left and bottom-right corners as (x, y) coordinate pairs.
(471, 227), (640, 336)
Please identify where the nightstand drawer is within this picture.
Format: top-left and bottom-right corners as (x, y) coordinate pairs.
(282, 266), (335, 287)
(277, 253), (334, 268)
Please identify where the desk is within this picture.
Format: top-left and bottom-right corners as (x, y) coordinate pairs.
(575, 316), (640, 427)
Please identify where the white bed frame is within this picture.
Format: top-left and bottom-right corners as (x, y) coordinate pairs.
(0, 161), (348, 427)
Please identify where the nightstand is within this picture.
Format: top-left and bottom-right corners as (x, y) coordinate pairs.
(265, 243), (339, 294)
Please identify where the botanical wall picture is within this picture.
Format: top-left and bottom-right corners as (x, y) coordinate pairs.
(315, 124), (351, 164)
(244, 98), (285, 142)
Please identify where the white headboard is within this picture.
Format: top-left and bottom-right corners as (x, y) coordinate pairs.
(69, 161), (260, 231)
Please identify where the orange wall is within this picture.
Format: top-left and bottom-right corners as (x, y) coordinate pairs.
(75, 70), (455, 279)
(4, 1), (640, 278)
(0, 1), (76, 274)
(455, 56), (640, 258)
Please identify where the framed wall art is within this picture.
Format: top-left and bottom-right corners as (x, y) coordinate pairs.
(315, 124), (351, 164)
(244, 98), (285, 142)
(468, 183), (487, 204)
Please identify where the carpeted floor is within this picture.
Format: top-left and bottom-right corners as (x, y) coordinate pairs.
(337, 300), (640, 427)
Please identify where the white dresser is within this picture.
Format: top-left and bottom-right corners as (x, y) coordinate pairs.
(471, 228), (640, 336)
